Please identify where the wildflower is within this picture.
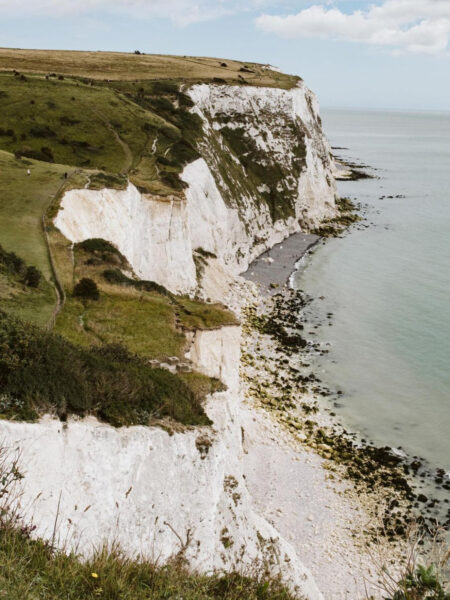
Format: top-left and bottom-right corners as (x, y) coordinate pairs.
(91, 572), (99, 578)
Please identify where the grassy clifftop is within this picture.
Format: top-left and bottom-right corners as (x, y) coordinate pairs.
(0, 47), (300, 89)
(0, 52), (241, 429)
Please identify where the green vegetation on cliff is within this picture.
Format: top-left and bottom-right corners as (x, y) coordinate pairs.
(0, 310), (216, 427)
(54, 240), (237, 360)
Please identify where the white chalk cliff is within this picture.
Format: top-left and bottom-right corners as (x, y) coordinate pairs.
(55, 81), (337, 295)
(2, 81), (338, 599)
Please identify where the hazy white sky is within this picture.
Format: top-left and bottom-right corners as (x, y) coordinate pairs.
(2, 0), (449, 110)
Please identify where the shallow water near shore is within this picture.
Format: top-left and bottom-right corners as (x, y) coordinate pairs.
(293, 108), (450, 474)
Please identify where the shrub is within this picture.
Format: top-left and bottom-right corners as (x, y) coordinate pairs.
(161, 171), (188, 191)
(40, 146), (54, 162)
(169, 139), (199, 167)
(0, 244), (25, 276)
(23, 266), (41, 288)
(156, 155), (176, 167)
(177, 92), (194, 108)
(76, 238), (121, 255)
(15, 146), (54, 163)
(102, 268), (172, 297)
(29, 125), (56, 138)
(87, 172), (128, 190)
(151, 81), (179, 95)
(73, 278), (100, 301)
(0, 311), (211, 427)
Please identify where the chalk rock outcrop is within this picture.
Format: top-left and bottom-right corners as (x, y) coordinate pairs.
(55, 82), (336, 295)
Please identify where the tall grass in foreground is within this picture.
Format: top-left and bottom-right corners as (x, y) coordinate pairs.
(365, 525), (449, 600)
(0, 447), (299, 599)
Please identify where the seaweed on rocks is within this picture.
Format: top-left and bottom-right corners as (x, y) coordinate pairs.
(242, 288), (449, 545)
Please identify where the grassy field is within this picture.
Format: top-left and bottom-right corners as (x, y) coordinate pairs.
(0, 72), (170, 176)
(0, 47), (300, 89)
(0, 270), (55, 328)
(54, 243), (237, 360)
(0, 149), (68, 277)
(0, 71), (206, 196)
(0, 48), (240, 428)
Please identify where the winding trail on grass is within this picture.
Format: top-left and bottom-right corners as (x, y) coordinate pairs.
(43, 171), (79, 330)
(108, 125), (133, 174)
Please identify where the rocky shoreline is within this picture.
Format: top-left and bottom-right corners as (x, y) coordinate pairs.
(240, 214), (449, 597)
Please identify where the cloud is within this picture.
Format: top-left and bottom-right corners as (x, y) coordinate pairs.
(256, 0), (450, 55)
(0, 0), (294, 26)
(0, 0), (250, 26)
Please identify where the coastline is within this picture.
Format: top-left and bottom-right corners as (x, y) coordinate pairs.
(240, 222), (447, 597)
(242, 232), (320, 295)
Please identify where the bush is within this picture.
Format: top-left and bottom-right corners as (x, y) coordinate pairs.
(0, 244), (25, 276)
(102, 268), (172, 296)
(0, 311), (211, 427)
(161, 171), (188, 191)
(24, 266), (41, 288)
(28, 125), (56, 138)
(16, 146), (54, 163)
(40, 146), (54, 162)
(87, 172), (128, 190)
(151, 81), (179, 95)
(73, 278), (100, 301)
(169, 139), (200, 167)
(76, 238), (121, 256)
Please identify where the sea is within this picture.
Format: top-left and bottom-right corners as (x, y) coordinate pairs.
(293, 108), (450, 477)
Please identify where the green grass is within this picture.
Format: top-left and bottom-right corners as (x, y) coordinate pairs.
(0, 528), (298, 600)
(0, 72), (206, 195)
(0, 310), (211, 427)
(56, 293), (188, 360)
(0, 149), (67, 279)
(0, 73), (167, 175)
(0, 271), (55, 328)
(54, 243), (237, 361)
(0, 48), (300, 89)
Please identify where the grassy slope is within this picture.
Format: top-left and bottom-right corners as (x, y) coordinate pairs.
(0, 72), (172, 178)
(0, 150), (71, 325)
(0, 50), (238, 425)
(0, 269), (54, 328)
(54, 244), (237, 360)
(0, 149), (68, 277)
(0, 528), (297, 600)
(0, 47), (299, 89)
(0, 71), (236, 335)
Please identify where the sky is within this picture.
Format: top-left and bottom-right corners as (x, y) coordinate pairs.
(1, 0), (450, 111)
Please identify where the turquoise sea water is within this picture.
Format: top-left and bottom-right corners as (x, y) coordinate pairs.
(293, 109), (450, 473)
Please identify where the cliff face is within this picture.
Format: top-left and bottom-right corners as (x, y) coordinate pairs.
(3, 80), (336, 599)
(2, 326), (323, 600)
(55, 82), (336, 295)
